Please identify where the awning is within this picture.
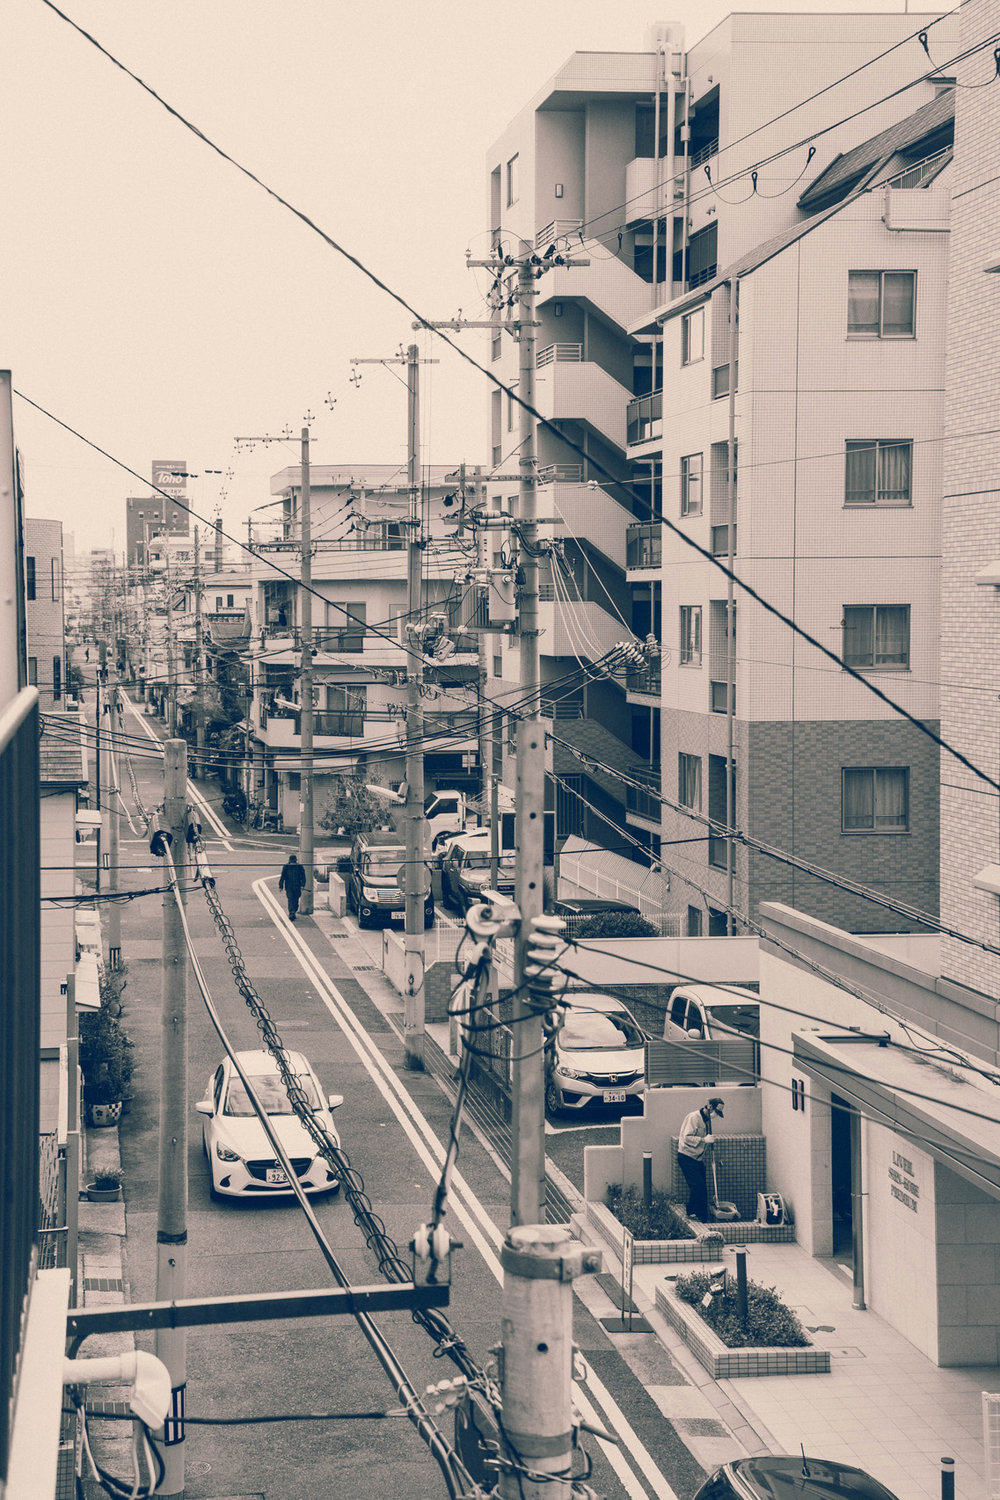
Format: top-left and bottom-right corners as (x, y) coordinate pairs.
(793, 1028), (1000, 1201)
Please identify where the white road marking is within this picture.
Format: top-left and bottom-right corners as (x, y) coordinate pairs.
(255, 877), (675, 1500)
(122, 691), (234, 850)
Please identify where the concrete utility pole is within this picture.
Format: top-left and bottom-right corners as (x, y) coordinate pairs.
(193, 526), (206, 778)
(164, 551), (176, 738)
(94, 670), (102, 897)
(105, 685), (121, 969)
(155, 740), (189, 1494)
(298, 426), (315, 915)
(351, 345), (438, 1070)
(465, 239), (587, 1225)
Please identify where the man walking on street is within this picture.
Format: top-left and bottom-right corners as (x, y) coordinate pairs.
(677, 1095), (725, 1221)
(278, 853), (307, 922)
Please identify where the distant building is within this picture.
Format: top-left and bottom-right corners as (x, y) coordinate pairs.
(125, 460), (190, 565)
(24, 518), (66, 708)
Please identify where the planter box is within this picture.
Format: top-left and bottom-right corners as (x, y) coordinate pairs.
(584, 1198), (726, 1265)
(656, 1281), (830, 1379)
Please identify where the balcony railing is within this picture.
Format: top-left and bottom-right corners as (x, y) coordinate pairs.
(312, 626), (366, 653)
(626, 662), (661, 696)
(537, 463), (584, 484)
(689, 138), (720, 170)
(540, 696), (585, 720)
(536, 342), (583, 369)
(626, 768), (661, 822)
(688, 262), (718, 289)
(627, 390), (663, 446)
(626, 521), (662, 569)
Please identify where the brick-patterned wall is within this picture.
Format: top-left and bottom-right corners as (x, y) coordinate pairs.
(939, 0), (1000, 996)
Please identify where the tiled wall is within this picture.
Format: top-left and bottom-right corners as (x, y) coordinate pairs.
(934, 1160), (1000, 1367)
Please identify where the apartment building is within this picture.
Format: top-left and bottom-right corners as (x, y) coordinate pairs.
(24, 517), (66, 708)
(649, 93), (952, 934)
(483, 11), (956, 868)
(247, 465), (482, 831)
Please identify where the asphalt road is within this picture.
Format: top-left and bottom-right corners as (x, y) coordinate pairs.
(104, 690), (709, 1500)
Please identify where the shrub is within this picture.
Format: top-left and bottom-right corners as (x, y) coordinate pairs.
(80, 964), (134, 1105)
(674, 1270), (809, 1348)
(606, 1184), (695, 1241)
(573, 911), (659, 939)
(90, 1166), (124, 1191)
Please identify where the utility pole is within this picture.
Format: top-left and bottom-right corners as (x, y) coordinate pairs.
(106, 684), (121, 969)
(164, 550), (176, 738)
(465, 240), (587, 1226)
(155, 740), (188, 1494)
(193, 526), (206, 778)
(298, 427), (315, 915)
(94, 669), (102, 896)
(351, 345), (437, 1070)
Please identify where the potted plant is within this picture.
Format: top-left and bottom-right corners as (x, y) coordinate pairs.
(86, 1166), (124, 1203)
(80, 965), (134, 1127)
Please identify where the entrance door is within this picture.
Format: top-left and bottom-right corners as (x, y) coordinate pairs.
(830, 1091), (853, 1255)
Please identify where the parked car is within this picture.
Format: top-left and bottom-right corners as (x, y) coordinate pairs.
(196, 1049), (343, 1200)
(346, 829), (435, 929)
(440, 829), (516, 914)
(545, 992), (646, 1116)
(694, 1457), (900, 1498)
(663, 983), (760, 1085)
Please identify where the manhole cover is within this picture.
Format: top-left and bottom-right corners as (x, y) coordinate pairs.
(829, 1346), (865, 1358)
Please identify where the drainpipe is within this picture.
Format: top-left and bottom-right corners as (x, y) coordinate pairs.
(850, 1107), (866, 1309)
(725, 277), (738, 933)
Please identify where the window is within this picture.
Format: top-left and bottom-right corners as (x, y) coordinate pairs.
(681, 307), (704, 364)
(686, 223), (718, 289)
(848, 271), (916, 338)
(842, 767), (909, 832)
(845, 440), (912, 506)
(678, 752), (702, 811)
(687, 905), (703, 937)
(711, 524), (737, 555)
(227, 593), (234, 608)
(680, 453), (703, 516)
(708, 754), (736, 867)
(506, 153), (519, 207)
(842, 605), (910, 669)
(52, 656), (61, 701)
(50, 559), (59, 600)
(679, 605), (702, 666)
(215, 596), (223, 610)
(25, 557), (36, 601)
(327, 602), (366, 651)
(27, 657), (37, 685)
(493, 654), (503, 677)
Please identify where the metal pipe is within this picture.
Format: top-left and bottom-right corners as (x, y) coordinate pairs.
(403, 344), (426, 1070)
(298, 430), (315, 913)
(850, 1104), (866, 1310)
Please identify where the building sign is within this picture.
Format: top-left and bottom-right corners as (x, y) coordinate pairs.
(889, 1149), (920, 1212)
(152, 460), (187, 494)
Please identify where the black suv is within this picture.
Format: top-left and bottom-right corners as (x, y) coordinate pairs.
(347, 831), (434, 930)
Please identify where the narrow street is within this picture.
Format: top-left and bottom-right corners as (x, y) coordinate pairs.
(107, 685), (710, 1500)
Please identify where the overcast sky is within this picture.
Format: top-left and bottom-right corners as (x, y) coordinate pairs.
(4, 0), (910, 561)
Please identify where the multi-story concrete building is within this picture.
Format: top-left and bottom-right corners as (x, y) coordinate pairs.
(246, 465), (482, 831)
(24, 518), (66, 708)
(485, 8), (959, 924)
(649, 93), (952, 935)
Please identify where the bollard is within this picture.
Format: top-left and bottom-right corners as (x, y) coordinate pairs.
(642, 1152), (653, 1208)
(735, 1246), (748, 1330)
(940, 1457), (955, 1499)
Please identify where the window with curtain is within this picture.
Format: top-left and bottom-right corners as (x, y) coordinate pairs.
(680, 453), (703, 516)
(681, 307), (705, 365)
(842, 605), (909, 669)
(845, 440), (912, 506)
(679, 605), (702, 665)
(848, 270), (916, 337)
(678, 752), (702, 810)
(842, 767), (909, 831)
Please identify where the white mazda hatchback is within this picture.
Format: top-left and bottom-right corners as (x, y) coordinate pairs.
(196, 1049), (343, 1200)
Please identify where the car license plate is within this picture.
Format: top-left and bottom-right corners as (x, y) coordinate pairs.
(266, 1167), (288, 1184)
(603, 1091), (627, 1104)
(389, 910), (405, 923)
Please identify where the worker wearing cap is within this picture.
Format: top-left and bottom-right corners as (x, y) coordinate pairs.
(676, 1096), (725, 1221)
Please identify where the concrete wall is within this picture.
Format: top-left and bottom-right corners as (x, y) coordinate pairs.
(935, 1161), (1000, 1366)
(865, 1126), (939, 1362)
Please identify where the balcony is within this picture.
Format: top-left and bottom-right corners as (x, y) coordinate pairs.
(536, 218), (584, 251)
(626, 661), (661, 698)
(533, 357), (630, 454)
(626, 768), (661, 824)
(883, 181), (950, 232)
(627, 390), (662, 447)
(626, 522), (662, 570)
(257, 709), (367, 749)
(625, 156), (683, 223)
(537, 596), (629, 663)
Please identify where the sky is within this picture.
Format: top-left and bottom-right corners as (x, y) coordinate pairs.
(4, 0), (913, 563)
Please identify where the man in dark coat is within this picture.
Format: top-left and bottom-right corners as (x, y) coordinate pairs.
(676, 1096), (725, 1221)
(278, 853), (307, 921)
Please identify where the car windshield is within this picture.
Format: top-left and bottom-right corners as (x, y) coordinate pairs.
(224, 1072), (321, 1116)
(363, 850), (404, 878)
(706, 1004), (759, 1039)
(465, 852), (516, 871)
(560, 1007), (644, 1052)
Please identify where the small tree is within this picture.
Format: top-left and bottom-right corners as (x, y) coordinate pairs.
(573, 911), (658, 940)
(319, 774), (392, 840)
(80, 964), (134, 1104)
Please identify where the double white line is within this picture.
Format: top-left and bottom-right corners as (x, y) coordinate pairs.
(255, 877), (677, 1500)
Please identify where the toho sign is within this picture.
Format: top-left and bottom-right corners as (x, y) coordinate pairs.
(152, 460), (187, 493)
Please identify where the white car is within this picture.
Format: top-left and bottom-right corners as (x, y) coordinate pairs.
(196, 1049), (343, 1200)
(545, 993), (646, 1115)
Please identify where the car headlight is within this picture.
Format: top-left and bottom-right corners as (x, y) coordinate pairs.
(362, 886), (381, 901)
(556, 1065), (585, 1080)
(215, 1141), (240, 1162)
